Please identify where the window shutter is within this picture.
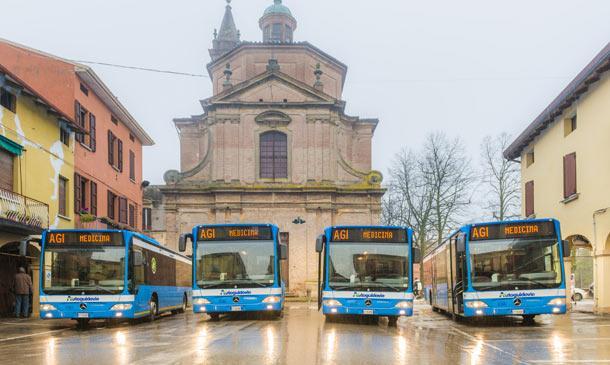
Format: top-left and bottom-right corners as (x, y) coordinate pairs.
(107, 190), (115, 220)
(91, 181), (97, 216)
(75, 101), (83, 143)
(108, 131), (114, 165)
(129, 150), (135, 180)
(118, 139), (123, 172)
(143, 208), (152, 231)
(129, 204), (135, 228)
(89, 114), (96, 151)
(525, 181), (534, 217)
(563, 153), (577, 198)
(74, 174), (82, 213)
(119, 197), (128, 224)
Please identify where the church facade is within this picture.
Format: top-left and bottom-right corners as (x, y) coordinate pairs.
(146, 0), (385, 296)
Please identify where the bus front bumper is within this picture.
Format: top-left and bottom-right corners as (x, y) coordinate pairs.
(322, 305), (413, 317)
(193, 299), (283, 314)
(39, 306), (135, 320)
(463, 298), (567, 317)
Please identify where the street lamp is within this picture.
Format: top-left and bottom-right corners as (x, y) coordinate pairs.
(292, 217), (306, 225)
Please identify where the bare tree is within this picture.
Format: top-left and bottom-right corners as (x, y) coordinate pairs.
(422, 132), (474, 246)
(480, 133), (521, 221)
(383, 134), (473, 281)
(386, 149), (434, 252)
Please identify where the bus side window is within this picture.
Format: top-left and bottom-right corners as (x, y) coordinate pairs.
(132, 247), (146, 290)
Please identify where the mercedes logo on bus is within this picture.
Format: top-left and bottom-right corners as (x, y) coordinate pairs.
(514, 298), (522, 306)
(80, 303), (88, 310)
(364, 299), (373, 307)
(233, 297), (240, 303)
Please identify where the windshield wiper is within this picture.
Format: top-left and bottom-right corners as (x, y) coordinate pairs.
(363, 282), (403, 292)
(202, 283), (230, 289)
(516, 276), (554, 289)
(201, 280), (270, 289)
(330, 285), (356, 291)
(72, 286), (118, 294)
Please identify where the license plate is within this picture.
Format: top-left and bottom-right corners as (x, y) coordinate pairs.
(77, 313), (89, 318)
(231, 306), (242, 312)
(363, 310), (374, 315)
(512, 309), (524, 315)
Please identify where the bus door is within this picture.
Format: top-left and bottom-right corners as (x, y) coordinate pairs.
(315, 235), (326, 310)
(449, 236), (457, 315)
(280, 232), (290, 290)
(452, 234), (467, 314)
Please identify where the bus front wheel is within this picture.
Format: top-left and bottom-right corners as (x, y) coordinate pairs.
(148, 299), (158, 322)
(388, 316), (398, 327)
(209, 313), (220, 321)
(76, 318), (90, 330)
(522, 315), (536, 325)
(178, 295), (187, 314)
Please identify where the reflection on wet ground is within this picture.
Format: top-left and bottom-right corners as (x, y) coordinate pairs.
(1, 303), (610, 364)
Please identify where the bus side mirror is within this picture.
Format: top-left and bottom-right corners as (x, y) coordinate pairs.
(133, 251), (144, 266)
(279, 244), (288, 260)
(412, 247), (421, 263)
(179, 234), (192, 253)
(315, 236), (325, 253)
(562, 240), (571, 258)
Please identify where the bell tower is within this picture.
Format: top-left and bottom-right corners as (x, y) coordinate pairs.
(259, 0), (297, 43)
(210, 0), (241, 61)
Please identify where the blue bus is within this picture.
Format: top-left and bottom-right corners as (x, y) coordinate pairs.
(39, 230), (191, 328)
(315, 226), (418, 326)
(179, 224), (287, 320)
(423, 219), (568, 323)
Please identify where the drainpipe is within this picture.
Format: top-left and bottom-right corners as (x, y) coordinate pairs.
(593, 208), (609, 311)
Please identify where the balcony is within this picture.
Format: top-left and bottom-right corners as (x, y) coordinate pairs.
(0, 188), (49, 234)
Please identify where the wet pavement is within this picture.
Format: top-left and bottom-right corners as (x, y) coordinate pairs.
(1, 303), (610, 364)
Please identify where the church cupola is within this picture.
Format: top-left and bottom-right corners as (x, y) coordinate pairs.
(210, 0), (241, 61)
(259, 0), (297, 43)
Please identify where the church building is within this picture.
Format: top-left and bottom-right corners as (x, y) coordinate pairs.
(146, 0), (385, 296)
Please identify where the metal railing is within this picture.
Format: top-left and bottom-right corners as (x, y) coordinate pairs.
(0, 188), (49, 231)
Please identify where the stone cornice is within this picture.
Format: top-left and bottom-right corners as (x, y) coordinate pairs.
(156, 183), (385, 195)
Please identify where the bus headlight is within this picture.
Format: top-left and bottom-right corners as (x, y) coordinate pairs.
(323, 299), (342, 307)
(40, 304), (57, 311)
(262, 296), (281, 304)
(110, 304), (133, 311)
(547, 298), (566, 306)
(465, 301), (488, 309)
(194, 298), (211, 305)
(394, 301), (413, 309)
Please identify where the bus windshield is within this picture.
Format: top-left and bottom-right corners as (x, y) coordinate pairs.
(328, 242), (409, 292)
(196, 240), (275, 289)
(42, 232), (125, 295)
(469, 237), (562, 291)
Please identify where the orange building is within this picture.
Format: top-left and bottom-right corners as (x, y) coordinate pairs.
(0, 39), (154, 231)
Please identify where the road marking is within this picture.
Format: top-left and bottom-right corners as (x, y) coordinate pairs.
(486, 337), (610, 343)
(0, 328), (68, 343)
(450, 326), (530, 365)
(0, 321), (63, 327)
(530, 361), (610, 364)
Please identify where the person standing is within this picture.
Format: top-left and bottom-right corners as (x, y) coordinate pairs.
(13, 267), (32, 318)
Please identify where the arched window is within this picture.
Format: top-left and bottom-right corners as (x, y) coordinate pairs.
(260, 131), (288, 179)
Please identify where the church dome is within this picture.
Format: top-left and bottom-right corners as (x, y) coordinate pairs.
(263, 0), (293, 18)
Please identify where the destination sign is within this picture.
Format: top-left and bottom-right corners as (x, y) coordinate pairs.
(45, 232), (123, 246)
(470, 221), (556, 241)
(198, 226), (273, 241)
(330, 228), (407, 243)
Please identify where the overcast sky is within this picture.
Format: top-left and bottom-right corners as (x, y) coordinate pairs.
(2, 0), (609, 186)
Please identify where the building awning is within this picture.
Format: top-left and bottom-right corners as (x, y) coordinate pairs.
(0, 135), (23, 156)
